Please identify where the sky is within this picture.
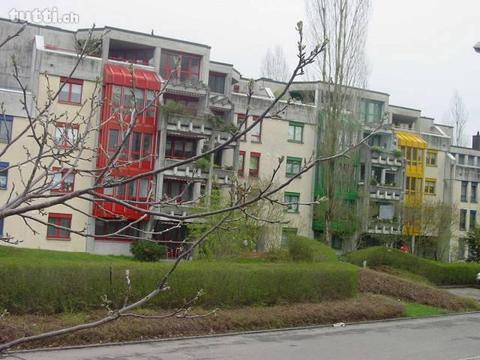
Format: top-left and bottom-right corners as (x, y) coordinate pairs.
(1, 0), (479, 142)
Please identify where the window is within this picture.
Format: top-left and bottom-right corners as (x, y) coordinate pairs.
(51, 168), (75, 193)
(161, 50), (201, 82)
(470, 210), (477, 230)
(406, 177), (422, 195)
(165, 137), (196, 159)
(424, 178), (436, 195)
(209, 72), (226, 94)
(458, 154), (465, 164)
(54, 122), (79, 148)
(163, 179), (193, 203)
(468, 155), (475, 166)
(238, 151), (245, 177)
(281, 227), (297, 246)
(426, 150), (437, 167)
(0, 218), (3, 237)
(249, 152), (260, 177)
(460, 209), (467, 231)
(461, 181), (468, 202)
(284, 192), (300, 213)
(360, 99), (383, 123)
(237, 114), (247, 141)
(286, 157), (302, 177)
(95, 219), (143, 241)
(250, 117), (262, 143)
(58, 77), (83, 104)
(0, 162), (8, 190)
(0, 115), (13, 143)
(288, 122), (304, 143)
(47, 213), (72, 240)
(107, 129), (153, 162)
(104, 177), (152, 201)
(471, 182), (478, 203)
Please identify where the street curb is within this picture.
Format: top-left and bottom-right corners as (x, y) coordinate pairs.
(8, 311), (480, 355)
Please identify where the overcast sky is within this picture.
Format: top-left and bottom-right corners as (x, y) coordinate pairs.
(1, 0), (479, 141)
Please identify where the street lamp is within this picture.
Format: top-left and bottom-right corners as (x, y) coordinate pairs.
(474, 42), (480, 53)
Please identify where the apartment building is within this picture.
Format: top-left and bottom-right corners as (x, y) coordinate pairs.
(0, 18), (478, 260)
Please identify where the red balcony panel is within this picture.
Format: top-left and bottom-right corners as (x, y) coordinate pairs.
(104, 64), (161, 91)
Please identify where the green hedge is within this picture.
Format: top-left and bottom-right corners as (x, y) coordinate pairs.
(288, 235), (338, 262)
(346, 246), (480, 286)
(0, 247), (358, 314)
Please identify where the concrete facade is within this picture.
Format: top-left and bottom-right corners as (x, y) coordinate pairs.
(0, 18), (478, 260)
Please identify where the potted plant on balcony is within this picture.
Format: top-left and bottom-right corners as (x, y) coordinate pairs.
(161, 101), (187, 115)
(194, 157), (211, 172)
(370, 178), (378, 186)
(371, 146), (384, 154)
(391, 149), (402, 158)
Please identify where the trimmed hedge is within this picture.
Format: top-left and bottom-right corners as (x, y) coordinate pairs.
(0, 247), (358, 314)
(288, 235), (338, 262)
(346, 246), (480, 286)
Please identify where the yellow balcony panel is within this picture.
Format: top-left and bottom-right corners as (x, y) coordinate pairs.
(396, 131), (427, 149)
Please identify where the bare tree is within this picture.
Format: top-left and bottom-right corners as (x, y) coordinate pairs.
(305, 0), (371, 246)
(0, 21), (380, 352)
(260, 45), (290, 82)
(448, 90), (468, 146)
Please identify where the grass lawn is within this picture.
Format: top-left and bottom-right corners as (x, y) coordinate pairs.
(404, 303), (448, 318)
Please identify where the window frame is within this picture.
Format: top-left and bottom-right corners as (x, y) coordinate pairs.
(286, 156), (302, 177)
(165, 136), (196, 160)
(0, 162), (8, 190)
(250, 117), (262, 143)
(288, 121), (304, 143)
(0, 115), (13, 143)
(238, 150), (246, 177)
(208, 71), (226, 94)
(471, 182), (478, 203)
(249, 152), (261, 177)
(426, 150), (438, 167)
(160, 50), (201, 82)
(54, 122), (80, 148)
(47, 213), (72, 240)
(50, 168), (76, 193)
(284, 192), (300, 213)
(460, 209), (467, 231)
(461, 181), (468, 203)
(58, 77), (83, 105)
(470, 210), (477, 231)
(424, 178), (436, 195)
(237, 114), (247, 142)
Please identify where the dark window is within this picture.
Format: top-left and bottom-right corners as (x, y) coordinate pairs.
(460, 209), (467, 231)
(237, 114), (247, 141)
(161, 51), (200, 82)
(95, 219), (142, 240)
(285, 192), (300, 213)
(209, 72), (226, 94)
(281, 227), (297, 246)
(360, 99), (383, 123)
(59, 77), (83, 104)
(165, 137), (196, 159)
(0, 218), (3, 237)
(0, 115), (13, 143)
(163, 179), (193, 203)
(461, 181), (468, 202)
(0, 162), (8, 190)
(471, 182), (478, 203)
(47, 213), (72, 240)
(249, 152), (260, 177)
(470, 210), (477, 230)
(238, 151), (245, 177)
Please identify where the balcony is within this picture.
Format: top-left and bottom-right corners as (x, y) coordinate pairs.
(371, 151), (403, 167)
(367, 223), (402, 235)
(163, 158), (209, 181)
(369, 185), (401, 201)
(165, 112), (236, 141)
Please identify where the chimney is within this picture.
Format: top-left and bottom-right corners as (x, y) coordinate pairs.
(473, 131), (480, 150)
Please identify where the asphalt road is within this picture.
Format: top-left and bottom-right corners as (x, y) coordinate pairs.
(447, 287), (480, 301)
(6, 313), (480, 360)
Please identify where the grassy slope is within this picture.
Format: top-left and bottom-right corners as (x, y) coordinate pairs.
(403, 303), (447, 317)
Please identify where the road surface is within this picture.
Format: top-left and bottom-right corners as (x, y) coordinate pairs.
(6, 313), (480, 360)
(447, 287), (480, 301)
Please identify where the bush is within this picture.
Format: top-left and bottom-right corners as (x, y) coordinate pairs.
(130, 240), (166, 262)
(346, 246), (480, 286)
(288, 235), (338, 262)
(0, 246), (357, 314)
